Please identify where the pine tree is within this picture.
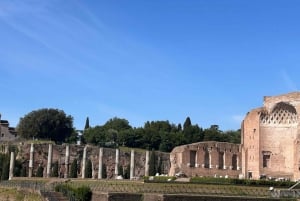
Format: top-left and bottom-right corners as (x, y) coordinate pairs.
(85, 159), (93, 178)
(70, 159), (78, 178)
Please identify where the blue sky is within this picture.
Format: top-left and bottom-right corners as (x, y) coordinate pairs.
(0, 0), (300, 131)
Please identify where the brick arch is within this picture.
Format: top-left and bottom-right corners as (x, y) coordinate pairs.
(260, 102), (297, 125)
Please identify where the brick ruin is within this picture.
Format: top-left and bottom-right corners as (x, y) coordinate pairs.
(169, 92), (300, 181)
(242, 92), (300, 181)
(1, 142), (170, 180)
(3, 92), (300, 181)
(168, 141), (242, 178)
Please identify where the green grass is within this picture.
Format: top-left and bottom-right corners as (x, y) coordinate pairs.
(0, 187), (43, 201)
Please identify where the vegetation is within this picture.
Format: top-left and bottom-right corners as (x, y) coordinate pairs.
(102, 164), (107, 179)
(82, 117), (240, 152)
(0, 188), (43, 201)
(190, 177), (295, 187)
(70, 159), (78, 178)
(85, 159), (92, 178)
(51, 161), (59, 177)
(17, 108), (75, 143)
(55, 184), (92, 201)
(36, 166), (44, 177)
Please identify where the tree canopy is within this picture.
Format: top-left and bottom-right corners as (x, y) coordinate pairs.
(82, 117), (241, 152)
(17, 108), (74, 143)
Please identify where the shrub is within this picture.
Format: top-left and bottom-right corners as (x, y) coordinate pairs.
(36, 166), (44, 177)
(70, 159), (78, 178)
(55, 184), (92, 201)
(51, 161), (59, 177)
(85, 159), (92, 178)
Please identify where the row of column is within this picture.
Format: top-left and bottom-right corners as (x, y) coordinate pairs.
(9, 143), (150, 180)
(190, 150), (240, 170)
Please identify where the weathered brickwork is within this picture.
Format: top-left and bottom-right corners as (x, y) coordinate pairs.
(169, 141), (242, 178)
(0, 114), (18, 142)
(6, 142), (170, 179)
(242, 92), (300, 181)
(170, 92), (300, 180)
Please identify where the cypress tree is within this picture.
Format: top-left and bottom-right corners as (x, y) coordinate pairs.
(51, 161), (59, 177)
(149, 150), (156, 176)
(70, 159), (78, 178)
(84, 117), (90, 130)
(36, 166), (44, 177)
(118, 165), (123, 177)
(124, 164), (130, 179)
(85, 159), (92, 178)
(1, 161), (9, 180)
(21, 166), (27, 177)
(102, 164), (107, 179)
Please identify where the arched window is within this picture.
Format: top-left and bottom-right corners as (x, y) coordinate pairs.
(260, 102), (297, 125)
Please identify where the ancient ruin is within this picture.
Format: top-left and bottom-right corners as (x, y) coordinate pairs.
(242, 92), (300, 181)
(169, 92), (300, 181)
(1, 142), (170, 180)
(3, 92), (300, 181)
(0, 114), (18, 142)
(169, 141), (242, 178)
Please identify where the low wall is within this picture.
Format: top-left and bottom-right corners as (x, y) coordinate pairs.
(92, 193), (295, 201)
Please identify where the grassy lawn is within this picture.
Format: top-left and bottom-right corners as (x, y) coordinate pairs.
(0, 187), (43, 201)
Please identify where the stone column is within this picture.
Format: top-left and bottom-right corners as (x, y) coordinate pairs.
(9, 152), (14, 180)
(29, 143), (34, 177)
(223, 152), (227, 169)
(195, 151), (199, 167)
(98, 147), (103, 179)
(115, 149), (119, 177)
(145, 150), (150, 176)
(4, 145), (8, 154)
(130, 149), (135, 180)
(82, 146), (87, 179)
(209, 150), (212, 169)
(46, 144), (53, 178)
(237, 155), (240, 170)
(64, 145), (70, 178)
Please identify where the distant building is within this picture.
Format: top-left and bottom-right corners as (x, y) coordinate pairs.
(0, 114), (18, 142)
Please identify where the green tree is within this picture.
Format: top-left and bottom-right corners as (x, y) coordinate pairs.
(85, 159), (93, 178)
(124, 164), (130, 179)
(102, 164), (107, 179)
(118, 165), (123, 177)
(1, 161), (9, 180)
(36, 166), (44, 177)
(149, 150), (156, 176)
(20, 166), (27, 177)
(183, 117), (192, 130)
(84, 117), (90, 130)
(70, 159), (78, 178)
(17, 108), (74, 143)
(51, 161), (59, 177)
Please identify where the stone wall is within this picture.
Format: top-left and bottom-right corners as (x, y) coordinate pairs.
(242, 92), (300, 181)
(169, 141), (242, 178)
(6, 142), (170, 179)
